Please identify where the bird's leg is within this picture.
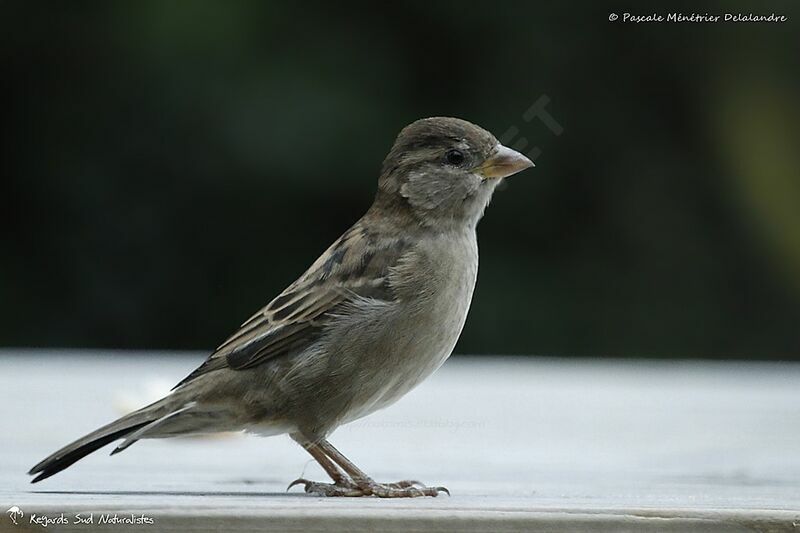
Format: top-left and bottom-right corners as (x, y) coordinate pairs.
(287, 433), (447, 497)
(287, 435), (362, 496)
(315, 438), (449, 498)
(298, 438), (352, 485)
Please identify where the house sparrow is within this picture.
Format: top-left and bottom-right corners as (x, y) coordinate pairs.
(29, 117), (534, 497)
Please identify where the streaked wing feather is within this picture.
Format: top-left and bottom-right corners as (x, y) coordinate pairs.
(172, 221), (410, 389)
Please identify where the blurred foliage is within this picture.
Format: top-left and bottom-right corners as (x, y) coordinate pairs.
(2, 1), (798, 358)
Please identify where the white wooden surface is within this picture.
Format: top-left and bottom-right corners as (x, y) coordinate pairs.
(1, 350), (799, 531)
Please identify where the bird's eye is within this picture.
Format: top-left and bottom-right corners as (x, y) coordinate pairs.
(445, 149), (465, 166)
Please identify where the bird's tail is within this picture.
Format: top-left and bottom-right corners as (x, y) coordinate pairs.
(28, 396), (177, 483)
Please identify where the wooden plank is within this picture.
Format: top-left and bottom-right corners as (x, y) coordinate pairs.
(2, 351), (799, 531)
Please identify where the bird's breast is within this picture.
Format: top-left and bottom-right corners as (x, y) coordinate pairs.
(338, 230), (479, 423)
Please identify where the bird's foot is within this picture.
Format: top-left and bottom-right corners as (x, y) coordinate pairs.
(367, 480), (449, 498)
(287, 477), (363, 497)
(287, 477), (448, 497)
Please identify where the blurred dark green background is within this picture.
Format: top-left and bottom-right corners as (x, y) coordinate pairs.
(2, 1), (799, 358)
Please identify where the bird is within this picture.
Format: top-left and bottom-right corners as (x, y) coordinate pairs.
(28, 117), (534, 497)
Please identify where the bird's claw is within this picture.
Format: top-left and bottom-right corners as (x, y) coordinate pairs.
(286, 478), (310, 492)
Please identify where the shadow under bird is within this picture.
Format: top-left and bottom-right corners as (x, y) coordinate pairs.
(29, 117), (534, 497)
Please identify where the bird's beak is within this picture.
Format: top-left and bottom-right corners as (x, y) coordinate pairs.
(476, 144), (535, 179)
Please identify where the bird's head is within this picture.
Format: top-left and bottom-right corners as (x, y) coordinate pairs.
(374, 117), (533, 228)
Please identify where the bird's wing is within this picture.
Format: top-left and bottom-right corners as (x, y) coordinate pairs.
(172, 221), (410, 389)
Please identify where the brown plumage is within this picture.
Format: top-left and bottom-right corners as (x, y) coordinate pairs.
(29, 117), (533, 496)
